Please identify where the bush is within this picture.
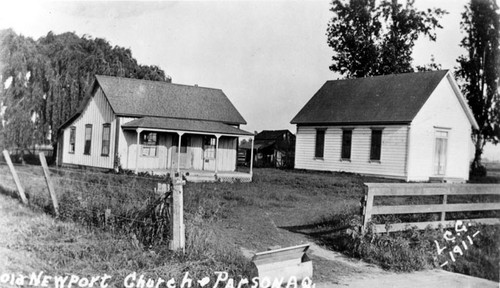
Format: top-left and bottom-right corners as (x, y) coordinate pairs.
(320, 212), (500, 281)
(470, 164), (487, 177)
(344, 225), (440, 271)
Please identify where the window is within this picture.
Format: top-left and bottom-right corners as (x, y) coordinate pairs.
(315, 129), (325, 158)
(101, 124), (111, 156)
(341, 129), (352, 160)
(204, 136), (216, 159)
(180, 135), (191, 153)
(141, 132), (158, 157)
(172, 134), (192, 154)
(69, 126), (76, 154)
(370, 129), (383, 161)
(84, 124), (92, 155)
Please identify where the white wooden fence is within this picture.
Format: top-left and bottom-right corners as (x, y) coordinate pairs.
(362, 183), (500, 233)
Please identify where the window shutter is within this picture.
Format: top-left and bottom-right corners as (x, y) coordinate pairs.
(84, 124), (92, 155)
(315, 129), (325, 158)
(101, 124), (111, 156)
(341, 129), (352, 159)
(370, 129), (382, 161)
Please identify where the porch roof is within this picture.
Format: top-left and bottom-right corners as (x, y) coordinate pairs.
(122, 117), (254, 136)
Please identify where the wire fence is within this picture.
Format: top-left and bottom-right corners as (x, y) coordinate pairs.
(0, 160), (173, 247)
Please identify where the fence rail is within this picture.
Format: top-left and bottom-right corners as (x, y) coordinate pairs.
(362, 183), (500, 233)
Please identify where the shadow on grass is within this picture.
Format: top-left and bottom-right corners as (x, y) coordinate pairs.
(0, 184), (19, 199)
(279, 222), (351, 237)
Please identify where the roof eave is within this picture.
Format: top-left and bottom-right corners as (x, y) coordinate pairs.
(292, 121), (412, 126)
(121, 118), (253, 136)
(115, 113), (246, 126)
(121, 125), (253, 136)
(290, 71), (450, 126)
(94, 76), (117, 115)
(57, 112), (82, 133)
(445, 73), (480, 130)
(58, 77), (112, 133)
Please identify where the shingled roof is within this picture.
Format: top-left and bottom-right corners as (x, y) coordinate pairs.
(255, 130), (292, 140)
(95, 75), (246, 125)
(121, 117), (253, 136)
(291, 70), (451, 125)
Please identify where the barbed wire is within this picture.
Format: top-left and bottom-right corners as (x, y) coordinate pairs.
(7, 170), (46, 180)
(0, 159), (173, 245)
(57, 200), (160, 225)
(10, 170), (122, 190)
(0, 158), (173, 219)
(48, 166), (173, 181)
(50, 176), (156, 193)
(1, 168), (168, 196)
(0, 160), (173, 182)
(0, 181), (170, 226)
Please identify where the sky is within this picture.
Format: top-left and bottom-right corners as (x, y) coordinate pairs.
(0, 0), (499, 160)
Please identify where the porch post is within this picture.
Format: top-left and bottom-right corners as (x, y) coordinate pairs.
(214, 134), (221, 174)
(177, 132), (184, 174)
(135, 128), (143, 174)
(250, 135), (254, 175)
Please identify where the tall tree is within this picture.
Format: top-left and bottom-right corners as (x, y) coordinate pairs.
(327, 0), (446, 78)
(0, 29), (49, 158)
(456, 0), (500, 172)
(0, 29), (170, 162)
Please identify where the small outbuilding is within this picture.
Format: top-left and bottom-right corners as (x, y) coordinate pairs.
(240, 130), (295, 168)
(57, 75), (254, 182)
(291, 70), (479, 182)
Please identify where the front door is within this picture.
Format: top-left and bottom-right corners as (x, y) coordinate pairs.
(203, 135), (216, 171)
(433, 131), (448, 176)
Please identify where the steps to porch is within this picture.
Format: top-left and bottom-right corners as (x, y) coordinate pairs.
(141, 169), (252, 183)
(429, 176), (465, 183)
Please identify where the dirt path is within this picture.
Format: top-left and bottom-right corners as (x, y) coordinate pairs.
(1, 193), (497, 288)
(311, 244), (498, 287)
(238, 232), (499, 288)
(227, 205), (499, 288)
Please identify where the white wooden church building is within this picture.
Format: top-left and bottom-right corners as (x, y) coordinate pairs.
(291, 70), (478, 182)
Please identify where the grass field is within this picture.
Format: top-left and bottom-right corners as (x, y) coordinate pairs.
(0, 164), (499, 283)
(485, 162), (500, 178)
(468, 161), (500, 183)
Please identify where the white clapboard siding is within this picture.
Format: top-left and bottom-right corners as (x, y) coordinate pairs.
(119, 128), (237, 172)
(216, 137), (237, 172)
(295, 125), (408, 178)
(60, 94), (239, 172)
(62, 88), (116, 169)
(188, 135), (204, 170)
(118, 117), (139, 170)
(122, 129), (173, 171)
(170, 134), (204, 170)
(408, 77), (473, 181)
(134, 133), (170, 170)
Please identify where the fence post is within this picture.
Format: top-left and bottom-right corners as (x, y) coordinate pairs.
(362, 187), (374, 232)
(360, 195), (367, 220)
(39, 153), (59, 217)
(2, 150), (28, 204)
(170, 177), (185, 251)
(440, 186), (450, 226)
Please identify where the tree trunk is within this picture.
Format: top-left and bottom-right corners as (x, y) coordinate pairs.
(472, 132), (483, 169)
(50, 141), (58, 166)
(19, 149), (25, 165)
